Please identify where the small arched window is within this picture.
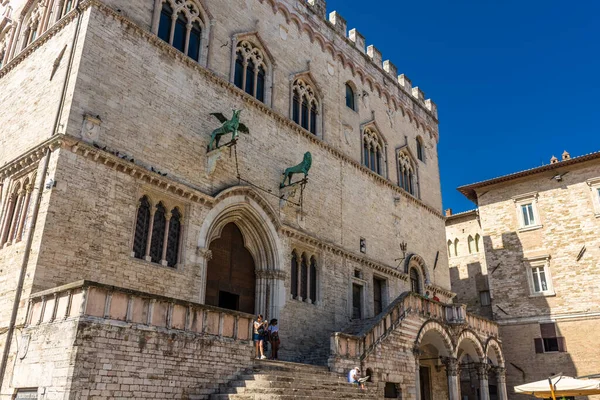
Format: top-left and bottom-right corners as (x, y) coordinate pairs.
(398, 151), (417, 196)
(409, 267), (420, 294)
(166, 207), (182, 267)
(363, 127), (384, 176)
(157, 2), (173, 43)
(475, 234), (481, 253)
(149, 202), (167, 263)
(290, 251), (298, 299)
(310, 256), (317, 302)
(454, 238), (459, 257)
(447, 240), (452, 257)
(292, 78), (319, 135)
(133, 196), (151, 259)
(172, 12), (187, 53)
(345, 83), (355, 110)
(156, 0), (205, 62)
(416, 137), (425, 162)
(468, 235), (474, 254)
(234, 40), (268, 102)
(300, 253), (308, 300)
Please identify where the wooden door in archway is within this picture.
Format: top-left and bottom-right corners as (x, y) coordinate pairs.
(206, 222), (256, 314)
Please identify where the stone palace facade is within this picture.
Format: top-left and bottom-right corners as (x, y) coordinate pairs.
(0, 0), (505, 398)
(447, 151), (600, 400)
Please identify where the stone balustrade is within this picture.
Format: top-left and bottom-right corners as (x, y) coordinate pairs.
(330, 292), (498, 362)
(25, 280), (254, 341)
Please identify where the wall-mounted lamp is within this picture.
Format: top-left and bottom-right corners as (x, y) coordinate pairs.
(395, 241), (408, 267)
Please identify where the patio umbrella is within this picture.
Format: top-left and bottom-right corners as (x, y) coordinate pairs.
(514, 375), (600, 399)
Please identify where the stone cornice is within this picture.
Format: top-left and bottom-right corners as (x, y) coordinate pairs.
(0, 0), (444, 220)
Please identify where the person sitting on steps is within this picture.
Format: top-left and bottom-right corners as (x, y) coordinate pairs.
(348, 366), (366, 390)
(253, 314), (267, 359)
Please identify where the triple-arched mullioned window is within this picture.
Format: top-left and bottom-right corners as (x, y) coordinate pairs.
(233, 39), (268, 103)
(154, 0), (208, 63)
(291, 77), (320, 135)
(132, 195), (184, 268)
(362, 127), (385, 176)
(290, 250), (318, 304)
(0, 171), (36, 247)
(398, 150), (417, 196)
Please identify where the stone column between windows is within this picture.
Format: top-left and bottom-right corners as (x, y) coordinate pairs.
(7, 19), (23, 60)
(477, 363), (490, 400)
(296, 258), (302, 301)
(7, 190), (25, 244)
(144, 209), (156, 262)
(168, 14), (177, 45)
(0, 194), (16, 246)
(15, 184), (33, 242)
(445, 357), (460, 400)
(495, 367), (508, 400)
(160, 214), (172, 266)
(184, 23), (192, 55)
(241, 60), (248, 94)
(150, 0), (162, 34)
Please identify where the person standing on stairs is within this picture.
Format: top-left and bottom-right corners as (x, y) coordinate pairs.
(253, 314), (267, 359)
(267, 319), (280, 360)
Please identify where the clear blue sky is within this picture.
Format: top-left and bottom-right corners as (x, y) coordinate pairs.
(326, 0), (600, 212)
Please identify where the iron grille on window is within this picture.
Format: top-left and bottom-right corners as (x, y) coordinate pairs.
(133, 196), (151, 259)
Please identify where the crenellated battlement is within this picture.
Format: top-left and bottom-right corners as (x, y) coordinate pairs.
(316, 1), (438, 120)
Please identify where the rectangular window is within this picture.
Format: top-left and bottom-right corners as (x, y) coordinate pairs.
(534, 323), (567, 353)
(531, 266), (548, 293)
(479, 290), (491, 306)
(521, 203), (535, 226)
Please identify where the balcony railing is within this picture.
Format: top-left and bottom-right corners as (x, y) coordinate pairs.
(25, 280), (254, 341)
(329, 292), (498, 363)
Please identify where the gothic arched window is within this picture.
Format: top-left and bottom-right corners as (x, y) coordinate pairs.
(416, 137), (425, 162)
(291, 78), (319, 135)
(363, 127), (384, 176)
(345, 82), (356, 110)
(234, 40), (268, 102)
(133, 196), (151, 259)
(468, 235), (474, 254)
(409, 267), (420, 294)
(166, 207), (182, 267)
(300, 253), (308, 300)
(155, 0), (206, 62)
(291, 251), (298, 299)
(149, 202), (167, 263)
(310, 256), (317, 302)
(454, 238), (459, 257)
(475, 234), (481, 253)
(398, 151), (417, 196)
(447, 240), (452, 257)
(0, 172), (35, 247)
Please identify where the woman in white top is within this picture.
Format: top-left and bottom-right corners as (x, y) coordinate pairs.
(253, 314), (267, 359)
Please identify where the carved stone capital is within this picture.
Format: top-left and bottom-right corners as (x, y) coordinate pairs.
(443, 357), (459, 376)
(196, 247), (213, 261)
(476, 363), (490, 379)
(256, 269), (287, 280)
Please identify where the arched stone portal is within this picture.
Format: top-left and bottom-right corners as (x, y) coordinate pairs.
(198, 188), (285, 319)
(206, 222), (256, 314)
(415, 321), (454, 400)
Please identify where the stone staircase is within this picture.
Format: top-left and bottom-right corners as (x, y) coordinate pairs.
(210, 359), (378, 400)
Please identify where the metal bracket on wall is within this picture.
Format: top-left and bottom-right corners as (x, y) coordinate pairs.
(576, 245), (586, 261)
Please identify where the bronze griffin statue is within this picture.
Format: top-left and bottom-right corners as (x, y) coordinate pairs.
(207, 110), (249, 152)
(280, 152), (312, 188)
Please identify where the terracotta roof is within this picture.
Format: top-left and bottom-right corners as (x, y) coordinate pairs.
(457, 150), (600, 202)
(445, 209), (477, 221)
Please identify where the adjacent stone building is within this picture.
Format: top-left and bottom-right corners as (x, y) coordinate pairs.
(0, 0), (504, 398)
(447, 151), (600, 400)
